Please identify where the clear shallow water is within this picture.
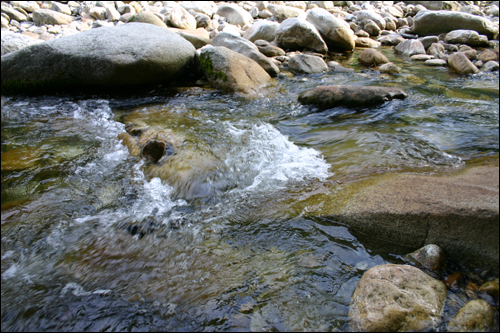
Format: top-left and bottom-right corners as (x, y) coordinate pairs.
(1, 47), (499, 331)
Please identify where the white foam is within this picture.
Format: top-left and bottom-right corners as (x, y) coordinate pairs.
(224, 122), (331, 193)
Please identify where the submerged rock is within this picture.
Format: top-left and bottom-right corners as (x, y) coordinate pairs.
(404, 244), (446, 272)
(447, 300), (496, 332)
(322, 166), (499, 270)
(298, 85), (407, 109)
(1, 23), (197, 93)
(349, 264), (447, 332)
(198, 45), (271, 94)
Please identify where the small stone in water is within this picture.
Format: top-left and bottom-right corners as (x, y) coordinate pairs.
(445, 272), (462, 289)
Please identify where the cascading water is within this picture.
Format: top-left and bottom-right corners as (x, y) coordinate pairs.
(2, 46), (498, 331)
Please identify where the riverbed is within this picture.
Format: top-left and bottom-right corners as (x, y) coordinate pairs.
(1, 46), (499, 331)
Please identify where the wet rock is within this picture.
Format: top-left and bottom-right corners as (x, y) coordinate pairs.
(198, 45), (271, 94)
(288, 54), (328, 74)
(129, 11), (167, 28)
(349, 264), (447, 332)
(479, 279), (499, 297)
(327, 61), (354, 73)
(212, 32), (279, 77)
(1, 23), (196, 93)
(358, 49), (389, 66)
(275, 18), (328, 54)
(322, 166), (499, 270)
(355, 37), (381, 48)
(32, 8), (73, 26)
(298, 85), (407, 109)
(378, 62), (399, 74)
(447, 300), (496, 332)
(306, 7), (355, 51)
(477, 50), (498, 63)
(448, 52), (479, 74)
(404, 244), (446, 272)
(394, 39), (426, 56)
(1, 32), (43, 55)
(445, 29), (489, 47)
(412, 10), (499, 40)
(242, 20), (279, 42)
(267, 4), (303, 21)
(216, 4), (253, 27)
(141, 140), (174, 164)
(425, 59), (447, 66)
(482, 60), (499, 72)
(254, 39), (285, 57)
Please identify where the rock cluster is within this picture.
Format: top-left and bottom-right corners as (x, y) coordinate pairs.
(2, 1), (498, 93)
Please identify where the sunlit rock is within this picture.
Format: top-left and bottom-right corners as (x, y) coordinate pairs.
(349, 264), (447, 332)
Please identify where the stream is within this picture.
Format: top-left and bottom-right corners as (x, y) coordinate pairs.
(1, 46), (499, 331)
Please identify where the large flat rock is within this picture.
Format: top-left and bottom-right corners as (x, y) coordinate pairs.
(327, 166), (499, 269)
(1, 23), (197, 93)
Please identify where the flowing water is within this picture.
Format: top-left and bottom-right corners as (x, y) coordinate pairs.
(1, 47), (499, 331)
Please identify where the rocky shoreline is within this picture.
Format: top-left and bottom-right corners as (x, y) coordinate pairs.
(2, 1), (499, 332)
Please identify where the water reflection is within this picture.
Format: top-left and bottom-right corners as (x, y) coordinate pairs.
(1, 46), (499, 331)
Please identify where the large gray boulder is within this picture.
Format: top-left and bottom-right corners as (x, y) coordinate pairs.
(349, 264), (447, 332)
(298, 85), (407, 108)
(1, 32), (43, 56)
(198, 46), (271, 94)
(275, 18), (328, 54)
(445, 29), (489, 46)
(212, 32), (279, 77)
(306, 7), (355, 51)
(412, 10), (499, 39)
(321, 166), (499, 269)
(1, 23), (197, 93)
(32, 8), (73, 25)
(242, 20), (279, 42)
(216, 3), (253, 27)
